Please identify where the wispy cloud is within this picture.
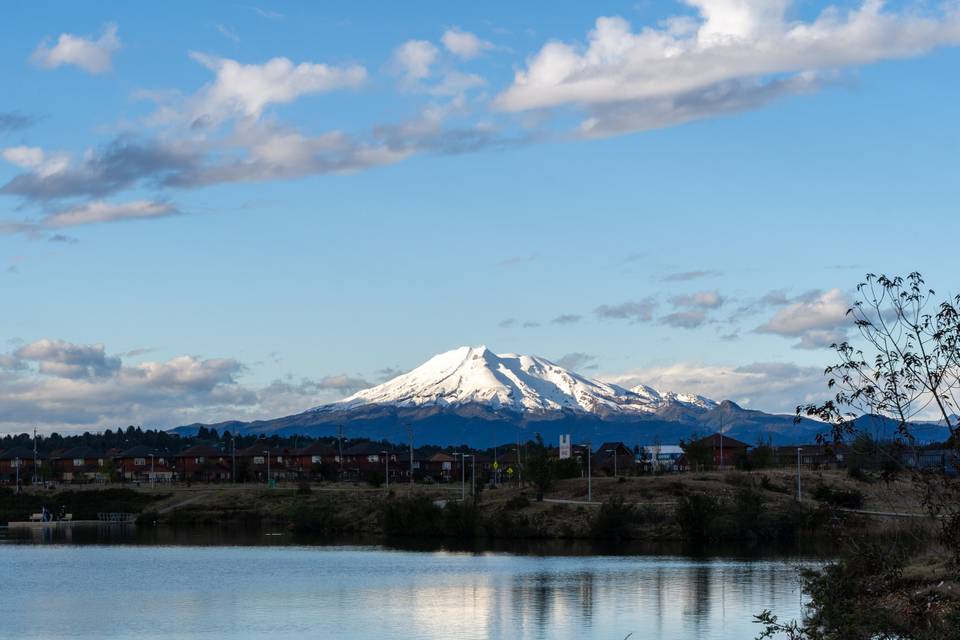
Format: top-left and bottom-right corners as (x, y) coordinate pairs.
(0, 112), (37, 134)
(662, 269), (721, 282)
(497, 253), (537, 268)
(31, 23), (120, 74)
(494, 3), (960, 137)
(215, 24), (240, 43)
(594, 298), (657, 322)
(251, 6), (284, 20)
(441, 28), (494, 59)
(551, 314), (582, 325)
(555, 352), (597, 370)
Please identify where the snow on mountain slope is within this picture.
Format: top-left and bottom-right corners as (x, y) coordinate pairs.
(310, 346), (716, 416)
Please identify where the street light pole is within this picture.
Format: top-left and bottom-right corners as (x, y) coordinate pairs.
(381, 450), (390, 491)
(264, 450), (271, 486)
(149, 454), (155, 485)
(406, 423), (414, 487)
(605, 449), (618, 477)
(14, 457), (20, 494)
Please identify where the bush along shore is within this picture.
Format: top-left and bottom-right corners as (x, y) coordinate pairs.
(65, 468), (934, 546)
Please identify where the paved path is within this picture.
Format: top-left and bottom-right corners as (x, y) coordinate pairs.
(837, 507), (937, 519)
(543, 498), (678, 507)
(156, 492), (214, 514)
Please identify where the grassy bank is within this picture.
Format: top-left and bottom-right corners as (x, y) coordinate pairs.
(124, 469), (944, 545)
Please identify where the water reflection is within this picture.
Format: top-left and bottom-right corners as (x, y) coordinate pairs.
(0, 526), (817, 640)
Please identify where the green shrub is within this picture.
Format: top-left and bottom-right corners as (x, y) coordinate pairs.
(287, 501), (346, 533)
(675, 493), (721, 542)
(812, 483), (865, 509)
(590, 495), (638, 540)
(442, 500), (479, 537)
(504, 494), (530, 510)
(379, 496), (442, 537)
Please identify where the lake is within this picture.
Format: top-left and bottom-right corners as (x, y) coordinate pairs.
(0, 526), (814, 639)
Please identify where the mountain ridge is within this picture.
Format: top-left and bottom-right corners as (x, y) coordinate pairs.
(171, 346), (952, 446)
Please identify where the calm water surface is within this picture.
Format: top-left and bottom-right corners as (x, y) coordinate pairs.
(0, 527), (814, 639)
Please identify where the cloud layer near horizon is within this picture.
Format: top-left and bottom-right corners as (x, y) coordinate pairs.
(0, 338), (372, 435)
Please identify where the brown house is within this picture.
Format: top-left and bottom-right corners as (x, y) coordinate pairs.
(691, 433), (751, 469)
(290, 441), (338, 480)
(0, 447), (43, 484)
(175, 444), (231, 482)
(53, 446), (108, 482)
(420, 452), (458, 481)
(594, 442), (633, 475)
(341, 443), (403, 480)
(237, 445), (297, 481)
(114, 445), (173, 481)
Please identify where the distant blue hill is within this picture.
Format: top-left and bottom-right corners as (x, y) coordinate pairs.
(170, 401), (951, 448)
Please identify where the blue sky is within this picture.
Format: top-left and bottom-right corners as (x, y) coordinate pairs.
(2, 0), (959, 434)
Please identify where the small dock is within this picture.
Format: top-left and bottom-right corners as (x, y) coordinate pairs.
(6, 512), (137, 529)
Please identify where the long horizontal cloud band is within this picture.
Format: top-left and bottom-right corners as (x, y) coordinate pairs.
(3, 1), (960, 237)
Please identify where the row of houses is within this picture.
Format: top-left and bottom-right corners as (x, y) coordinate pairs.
(0, 441), (507, 485)
(3, 432), (955, 484)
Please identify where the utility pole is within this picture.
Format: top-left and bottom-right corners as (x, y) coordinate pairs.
(493, 424), (498, 487)
(405, 423), (414, 487)
(586, 441), (592, 503)
(337, 425), (344, 481)
(517, 431), (522, 487)
(264, 450), (271, 486)
(15, 457), (20, 494)
(719, 416), (724, 469)
(796, 447), (802, 502)
(149, 454), (155, 486)
(33, 427), (39, 485)
(381, 450), (390, 491)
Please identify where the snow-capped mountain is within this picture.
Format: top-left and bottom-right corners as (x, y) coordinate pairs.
(172, 345), (860, 446)
(310, 345), (715, 417)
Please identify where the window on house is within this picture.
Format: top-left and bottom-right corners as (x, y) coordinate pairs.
(98, 459), (104, 467)
(253, 456), (265, 464)
(134, 458), (146, 466)
(196, 457), (205, 464)
(276, 456), (283, 463)
(311, 456), (322, 464)
(367, 455), (379, 463)
(73, 458), (85, 466)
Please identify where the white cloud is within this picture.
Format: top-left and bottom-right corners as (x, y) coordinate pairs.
(43, 199), (178, 228)
(603, 360), (827, 413)
(494, 2), (960, 136)
(1, 146), (70, 177)
(215, 24), (240, 43)
(670, 290), (725, 309)
(188, 53), (367, 122)
(0, 338), (368, 434)
(441, 28), (493, 59)
(756, 288), (850, 348)
(390, 40), (440, 82)
(15, 339), (120, 379)
(31, 23), (120, 74)
(594, 298), (657, 322)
